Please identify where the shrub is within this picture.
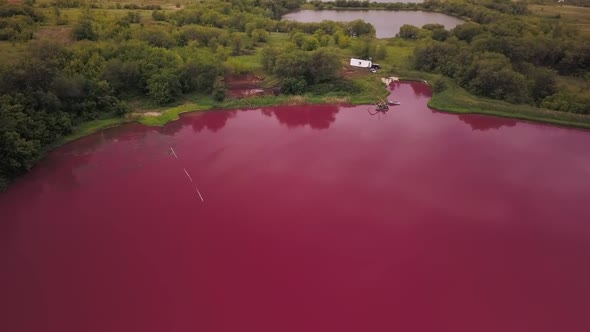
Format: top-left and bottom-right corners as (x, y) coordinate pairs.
(72, 17), (97, 41)
(281, 77), (307, 95)
(152, 11), (166, 22)
(212, 76), (226, 101)
(307, 80), (361, 95)
(398, 25), (421, 40)
(431, 77), (447, 93)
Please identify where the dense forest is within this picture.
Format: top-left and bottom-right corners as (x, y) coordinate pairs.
(1, 0), (589, 190)
(529, 0), (590, 8)
(409, 0), (590, 111)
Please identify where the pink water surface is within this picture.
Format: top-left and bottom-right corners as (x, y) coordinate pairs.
(2, 82), (590, 332)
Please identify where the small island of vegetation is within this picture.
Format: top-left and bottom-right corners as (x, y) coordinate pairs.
(1, 0), (589, 190)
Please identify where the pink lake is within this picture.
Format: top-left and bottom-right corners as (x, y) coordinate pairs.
(1, 82), (590, 332)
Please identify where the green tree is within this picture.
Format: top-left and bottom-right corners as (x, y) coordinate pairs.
(0, 96), (41, 189)
(431, 77), (447, 93)
(230, 33), (249, 55)
(529, 68), (558, 105)
(177, 48), (223, 92)
(102, 59), (142, 94)
(413, 41), (460, 76)
(333, 30), (350, 48)
(0, 16), (35, 42)
(275, 51), (311, 82)
(125, 11), (141, 24)
(251, 28), (269, 43)
(346, 19), (375, 37)
(422, 24), (445, 31)
(452, 22), (484, 43)
(432, 28), (450, 41)
(137, 27), (176, 48)
(147, 70), (181, 105)
(464, 53), (529, 103)
(261, 46), (280, 72)
(281, 77), (307, 94)
(301, 36), (320, 51)
(309, 48), (340, 83)
(398, 25), (421, 40)
(541, 91), (589, 114)
(212, 76), (226, 101)
(72, 16), (97, 41)
(152, 10), (166, 22)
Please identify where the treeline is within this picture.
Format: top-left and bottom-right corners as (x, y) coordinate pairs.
(43, 0), (303, 17)
(528, 0), (590, 8)
(118, 4), (162, 11)
(282, 19), (375, 37)
(167, 0), (310, 30)
(422, 0), (527, 23)
(313, 0), (528, 21)
(170, 0), (304, 21)
(408, 15), (590, 112)
(41, 0), (162, 10)
(0, 2), (43, 42)
(473, 0), (529, 15)
(311, 0), (421, 11)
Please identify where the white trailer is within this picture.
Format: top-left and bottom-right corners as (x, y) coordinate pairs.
(350, 58), (372, 68)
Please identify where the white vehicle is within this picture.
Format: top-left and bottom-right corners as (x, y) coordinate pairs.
(350, 58), (372, 68)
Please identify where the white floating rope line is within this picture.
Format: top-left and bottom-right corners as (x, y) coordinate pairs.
(183, 168), (193, 182)
(170, 147), (178, 159)
(177, 155), (204, 203)
(195, 187), (204, 202)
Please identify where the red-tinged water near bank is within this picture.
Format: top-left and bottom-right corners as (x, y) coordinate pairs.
(2, 82), (590, 332)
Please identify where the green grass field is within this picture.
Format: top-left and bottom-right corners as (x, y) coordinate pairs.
(530, 4), (590, 36)
(225, 54), (264, 75)
(383, 39), (415, 71)
(0, 42), (27, 64)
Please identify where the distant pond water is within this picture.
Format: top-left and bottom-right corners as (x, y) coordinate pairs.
(317, 0), (424, 2)
(283, 10), (465, 38)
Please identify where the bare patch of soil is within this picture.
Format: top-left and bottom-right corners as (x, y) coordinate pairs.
(140, 112), (162, 117)
(226, 74), (276, 98)
(342, 66), (371, 79)
(34, 26), (73, 44)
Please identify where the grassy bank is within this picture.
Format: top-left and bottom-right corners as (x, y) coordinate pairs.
(427, 75), (590, 129)
(137, 102), (214, 126)
(56, 71), (590, 151)
(219, 76), (388, 109)
(57, 117), (127, 146)
(56, 99), (217, 145)
(36, 117), (129, 163)
(53, 74), (389, 147)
